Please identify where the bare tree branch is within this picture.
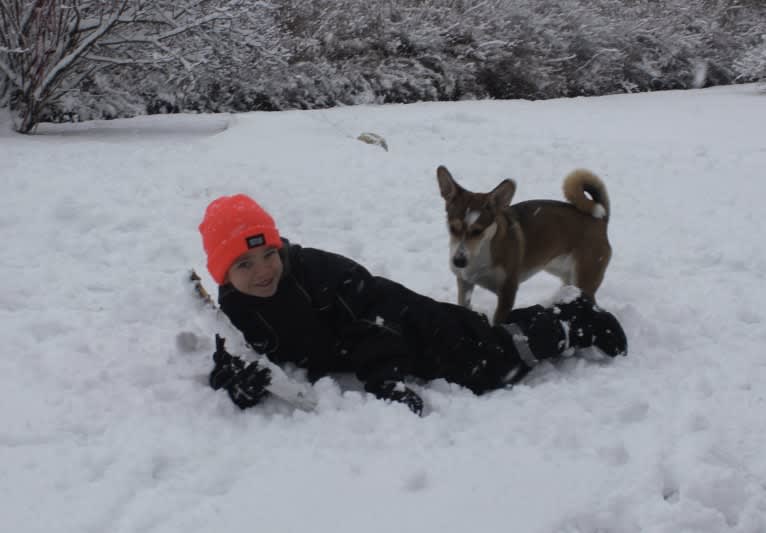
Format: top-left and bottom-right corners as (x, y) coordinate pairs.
(0, 0), (248, 132)
(34, 1), (130, 101)
(83, 53), (176, 65)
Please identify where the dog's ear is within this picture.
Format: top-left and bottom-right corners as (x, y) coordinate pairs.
(488, 179), (516, 209)
(436, 165), (460, 201)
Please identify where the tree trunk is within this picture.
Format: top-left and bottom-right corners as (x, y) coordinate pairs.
(9, 88), (39, 133)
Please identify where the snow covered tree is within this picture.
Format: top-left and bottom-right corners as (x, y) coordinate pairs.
(0, 0), (252, 133)
(2, 0), (764, 127)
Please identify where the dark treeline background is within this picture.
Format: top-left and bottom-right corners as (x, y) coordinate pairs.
(1, 0), (764, 127)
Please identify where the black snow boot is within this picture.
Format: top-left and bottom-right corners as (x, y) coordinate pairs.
(499, 293), (628, 365)
(551, 294), (628, 357)
(499, 304), (569, 367)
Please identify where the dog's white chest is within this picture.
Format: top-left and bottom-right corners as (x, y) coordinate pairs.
(451, 240), (504, 293)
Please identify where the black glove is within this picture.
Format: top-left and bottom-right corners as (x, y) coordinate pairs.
(209, 334), (245, 389)
(368, 381), (424, 416)
(209, 334), (272, 409)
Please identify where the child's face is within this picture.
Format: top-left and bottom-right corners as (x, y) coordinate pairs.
(226, 246), (283, 298)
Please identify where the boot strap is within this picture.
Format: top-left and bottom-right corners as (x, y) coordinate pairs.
(503, 323), (539, 367)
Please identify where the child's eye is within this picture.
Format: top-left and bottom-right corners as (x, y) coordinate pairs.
(265, 249), (277, 259)
(236, 260), (252, 270)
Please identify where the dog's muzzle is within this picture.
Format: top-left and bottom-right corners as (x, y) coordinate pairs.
(452, 253), (468, 269)
(452, 241), (469, 269)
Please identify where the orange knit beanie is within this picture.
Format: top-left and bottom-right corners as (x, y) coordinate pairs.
(199, 194), (282, 284)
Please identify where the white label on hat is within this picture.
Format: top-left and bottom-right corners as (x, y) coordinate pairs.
(246, 234), (265, 248)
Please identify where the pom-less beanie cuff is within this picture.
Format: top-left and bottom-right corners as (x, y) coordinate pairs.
(199, 194), (282, 285)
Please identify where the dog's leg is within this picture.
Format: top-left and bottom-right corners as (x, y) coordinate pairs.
(573, 247), (611, 301)
(493, 278), (518, 325)
(457, 277), (474, 308)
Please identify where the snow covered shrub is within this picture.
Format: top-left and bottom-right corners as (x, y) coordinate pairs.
(734, 38), (766, 82)
(2, 0), (765, 127)
(0, 0), (259, 132)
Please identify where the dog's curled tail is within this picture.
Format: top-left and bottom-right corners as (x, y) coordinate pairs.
(563, 169), (610, 221)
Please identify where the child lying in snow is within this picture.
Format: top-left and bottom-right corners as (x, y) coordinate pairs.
(198, 194), (627, 415)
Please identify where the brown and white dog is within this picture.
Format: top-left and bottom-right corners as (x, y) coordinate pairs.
(436, 165), (612, 325)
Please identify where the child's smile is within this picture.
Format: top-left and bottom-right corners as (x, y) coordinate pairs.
(226, 246), (283, 298)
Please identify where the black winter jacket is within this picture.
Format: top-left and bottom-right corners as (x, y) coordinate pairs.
(218, 240), (520, 393)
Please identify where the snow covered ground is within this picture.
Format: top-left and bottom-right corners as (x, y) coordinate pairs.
(2, 84), (765, 533)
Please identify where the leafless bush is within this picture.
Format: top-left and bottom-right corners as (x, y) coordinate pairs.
(0, 0), (250, 133)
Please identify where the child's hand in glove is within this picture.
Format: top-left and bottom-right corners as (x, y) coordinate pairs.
(209, 334), (271, 409)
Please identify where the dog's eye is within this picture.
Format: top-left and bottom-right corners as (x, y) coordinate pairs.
(468, 227), (483, 238)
